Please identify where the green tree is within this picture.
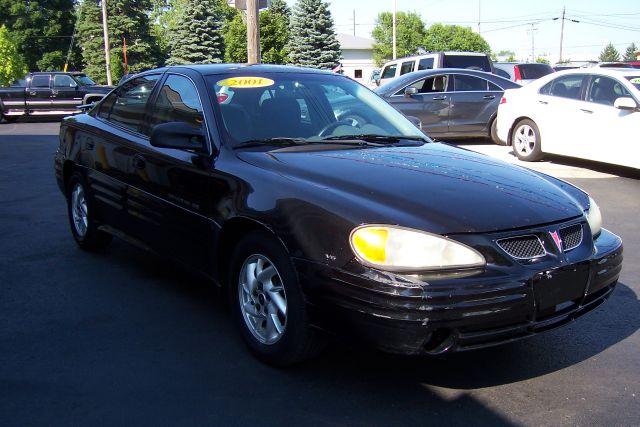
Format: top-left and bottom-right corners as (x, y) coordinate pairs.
(599, 43), (620, 62)
(423, 23), (491, 54)
(496, 50), (516, 61)
(535, 57), (550, 64)
(372, 11), (426, 66)
(287, 0), (341, 69)
(260, 0), (290, 64)
(0, 0), (76, 71)
(224, 13), (247, 63)
(77, 0), (163, 83)
(623, 42), (638, 62)
(0, 25), (28, 86)
(167, 0), (225, 65)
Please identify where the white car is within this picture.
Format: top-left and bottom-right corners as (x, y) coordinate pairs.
(496, 68), (640, 169)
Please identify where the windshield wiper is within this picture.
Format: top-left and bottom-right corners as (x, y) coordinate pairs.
(321, 134), (427, 143)
(233, 138), (309, 149)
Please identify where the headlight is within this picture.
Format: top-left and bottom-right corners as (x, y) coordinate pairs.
(350, 225), (485, 272)
(586, 196), (602, 237)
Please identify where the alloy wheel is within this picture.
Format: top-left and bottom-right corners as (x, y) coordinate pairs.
(514, 124), (537, 156)
(71, 183), (88, 238)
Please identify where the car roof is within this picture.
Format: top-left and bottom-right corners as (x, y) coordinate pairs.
(155, 63), (336, 77)
(375, 68), (518, 94)
(552, 68), (640, 77)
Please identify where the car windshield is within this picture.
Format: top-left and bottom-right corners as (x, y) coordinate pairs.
(74, 75), (96, 86)
(625, 76), (640, 91)
(207, 73), (427, 147)
(443, 55), (491, 72)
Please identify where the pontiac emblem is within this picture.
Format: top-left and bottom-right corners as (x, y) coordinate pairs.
(550, 231), (563, 252)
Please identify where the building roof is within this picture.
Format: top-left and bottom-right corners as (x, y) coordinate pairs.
(337, 33), (374, 50)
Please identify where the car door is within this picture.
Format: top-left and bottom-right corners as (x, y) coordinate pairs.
(384, 74), (450, 137)
(579, 75), (640, 167)
(86, 74), (163, 235)
(51, 74), (83, 111)
(448, 73), (500, 135)
(26, 74), (52, 112)
(126, 73), (215, 270)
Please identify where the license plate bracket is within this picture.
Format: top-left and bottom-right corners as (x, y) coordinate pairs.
(534, 264), (589, 311)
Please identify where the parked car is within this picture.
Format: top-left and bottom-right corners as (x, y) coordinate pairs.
(376, 52), (494, 86)
(374, 68), (520, 143)
(494, 62), (554, 85)
(496, 68), (640, 169)
(55, 64), (622, 366)
(0, 72), (112, 122)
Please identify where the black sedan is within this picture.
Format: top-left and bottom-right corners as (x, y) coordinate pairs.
(54, 64), (622, 366)
(374, 68), (521, 143)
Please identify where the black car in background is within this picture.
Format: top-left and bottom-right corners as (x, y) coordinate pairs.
(374, 68), (520, 144)
(54, 64), (622, 366)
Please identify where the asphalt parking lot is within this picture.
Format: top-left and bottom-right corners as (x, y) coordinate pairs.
(1, 121), (638, 426)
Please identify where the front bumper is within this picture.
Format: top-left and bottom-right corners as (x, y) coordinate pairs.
(295, 228), (623, 355)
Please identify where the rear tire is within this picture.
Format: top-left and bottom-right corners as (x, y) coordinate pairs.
(511, 119), (543, 161)
(67, 172), (112, 251)
(489, 118), (505, 145)
(229, 230), (324, 366)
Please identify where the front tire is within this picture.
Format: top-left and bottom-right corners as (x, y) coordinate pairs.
(511, 118), (543, 161)
(229, 230), (324, 366)
(67, 172), (112, 251)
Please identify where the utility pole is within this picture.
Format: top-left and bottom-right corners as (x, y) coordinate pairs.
(353, 9), (356, 36)
(392, 0), (396, 60)
(478, 0), (481, 34)
(559, 6), (565, 63)
(247, 0), (260, 64)
(528, 23), (538, 62)
(101, 0), (112, 85)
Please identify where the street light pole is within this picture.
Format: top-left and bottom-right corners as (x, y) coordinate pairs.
(559, 6), (565, 63)
(101, 0), (112, 85)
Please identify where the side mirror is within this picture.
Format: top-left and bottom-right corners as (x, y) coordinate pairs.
(150, 122), (207, 153)
(404, 87), (419, 97)
(614, 97), (638, 111)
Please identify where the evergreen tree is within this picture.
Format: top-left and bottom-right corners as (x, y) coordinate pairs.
(372, 11), (425, 65)
(167, 0), (225, 65)
(77, 0), (163, 83)
(0, 25), (28, 86)
(287, 0), (341, 69)
(623, 43), (638, 62)
(599, 43), (620, 62)
(0, 0), (76, 71)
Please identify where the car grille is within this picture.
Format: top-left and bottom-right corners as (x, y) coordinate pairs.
(496, 235), (546, 259)
(560, 224), (583, 251)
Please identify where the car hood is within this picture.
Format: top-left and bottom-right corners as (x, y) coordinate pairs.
(236, 143), (586, 234)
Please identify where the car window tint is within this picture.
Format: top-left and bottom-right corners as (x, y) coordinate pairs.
(488, 81), (502, 91)
(544, 75), (584, 99)
(149, 75), (204, 131)
(98, 74), (160, 132)
(443, 55), (491, 72)
(586, 76), (631, 106)
(53, 75), (76, 88)
(454, 75), (488, 91)
(495, 68), (511, 79)
(418, 58), (434, 70)
(519, 64), (553, 80)
(399, 75), (448, 95)
(31, 75), (50, 88)
(625, 76), (640, 90)
(381, 64), (397, 79)
(400, 61), (414, 75)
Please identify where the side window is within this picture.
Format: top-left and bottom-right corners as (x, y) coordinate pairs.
(454, 75), (489, 91)
(31, 75), (51, 88)
(543, 75), (584, 100)
(586, 76), (631, 106)
(97, 74), (160, 132)
(418, 58), (434, 70)
(400, 61), (414, 76)
(381, 64), (397, 79)
(400, 75), (448, 95)
(53, 75), (77, 88)
(488, 81), (502, 91)
(148, 75), (204, 131)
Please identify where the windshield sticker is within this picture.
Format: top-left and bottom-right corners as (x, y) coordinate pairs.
(217, 77), (274, 88)
(630, 78), (640, 84)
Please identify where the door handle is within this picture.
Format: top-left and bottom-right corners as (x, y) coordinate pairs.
(483, 95), (495, 100)
(538, 100), (548, 105)
(580, 109), (593, 114)
(432, 95), (447, 100)
(29, 91), (37, 96)
(132, 154), (146, 170)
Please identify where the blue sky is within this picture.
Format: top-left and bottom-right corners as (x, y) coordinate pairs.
(285, 0), (640, 63)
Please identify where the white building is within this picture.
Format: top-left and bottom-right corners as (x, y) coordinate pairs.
(336, 34), (377, 86)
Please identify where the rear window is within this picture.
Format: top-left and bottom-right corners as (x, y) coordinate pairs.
(443, 55), (491, 72)
(518, 64), (553, 80)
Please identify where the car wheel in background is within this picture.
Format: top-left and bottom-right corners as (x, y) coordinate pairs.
(229, 230), (324, 366)
(67, 172), (113, 251)
(511, 119), (543, 161)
